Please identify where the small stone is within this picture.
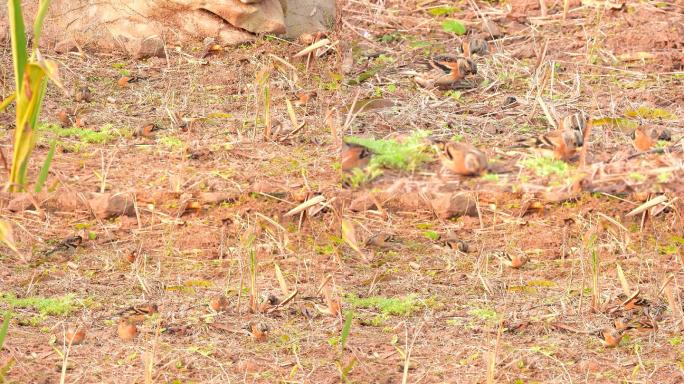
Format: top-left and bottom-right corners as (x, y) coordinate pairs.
(429, 192), (478, 219)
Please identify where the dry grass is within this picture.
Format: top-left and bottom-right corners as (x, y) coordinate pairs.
(1, 0), (683, 383)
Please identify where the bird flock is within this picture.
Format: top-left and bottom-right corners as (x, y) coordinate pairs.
(341, 36), (674, 179)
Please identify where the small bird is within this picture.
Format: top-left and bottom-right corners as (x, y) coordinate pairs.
(632, 126), (672, 152)
(116, 303), (159, 325)
(244, 322), (269, 342)
(117, 75), (144, 88)
(66, 324), (86, 345)
(134, 123), (160, 138)
(117, 318), (138, 341)
(515, 129), (583, 160)
(613, 316), (631, 331)
(340, 142), (371, 172)
(596, 328), (623, 347)
(437, 141), (488, 176)
(258, 292), (281, 313)
(501, 96), (518, 109)
(618, 291), (648, 309)
(459, 37), (489, 57)
(56, 109), (85, 128)
(493, 250), (529, 269)
(209, 295), (229, 312)
(559, 111), (589, 138)
(415, 56), (477, 89)
(443, 231), (469, 252)
(614, 314), (655, 332)
(73, 86), (92, 103)
(44, 235), (83, 256)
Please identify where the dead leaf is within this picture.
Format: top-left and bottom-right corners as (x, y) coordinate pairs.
(341, 219), (365, 260)
(0, 221), (20, 255)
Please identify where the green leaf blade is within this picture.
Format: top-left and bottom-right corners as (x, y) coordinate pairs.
(441, 20), (467, 35)
(32, 0), (53, 50)
(8, 0), (28, 95)
(35, 140), (56, 193)
(0, 311), (11, 349)
(340, 311), (353, 351)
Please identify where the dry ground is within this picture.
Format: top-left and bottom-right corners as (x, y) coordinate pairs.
(1, 0), (684, 383)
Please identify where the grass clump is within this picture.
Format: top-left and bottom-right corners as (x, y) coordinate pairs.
(341, 165), (383, 188)
(1, 293), (76, 316)
(346, 293), (419, 316)
(521, 156), (571, 178)
(39, 123), (117, 144)
(159, 135), (185, 151)
(624, 106), (676, 120)
(343, 130), (432, 172)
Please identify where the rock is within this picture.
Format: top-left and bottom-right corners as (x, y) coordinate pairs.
(251, 180), (286, 196)
(283, 0), (335, 39)
(237, 359), (261, 373)
(480, 19), (502, 38)
(7, 194), (38, 212)
(429, 192), (478, 219)
(348, 193), (377, 212)
(508, 0), (540, 20)
(5, 0), (335, 58)
(197, 191), (240, 205)
(87, 193), (136, 219)
(512, 45), (536, 59)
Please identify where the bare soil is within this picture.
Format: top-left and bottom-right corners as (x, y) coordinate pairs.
(1, 1), (683, 383)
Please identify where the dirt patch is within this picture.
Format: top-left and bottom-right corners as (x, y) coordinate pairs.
(604, 6), (684, 70)
(1, 0), (684, 383)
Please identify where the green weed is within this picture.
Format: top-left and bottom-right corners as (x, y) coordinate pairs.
(521, 156), (571, 178)
(468, 308), (499, 321)
(345, 294), (419, 316)
(0, 311), (12, 382)
(422, 230), (440, 241)
(1, 293), (76, 316)
(159, 135), (185, 151)
(628, 172), (646, 182)
(39, 123), (117, 144)
(625, 106), (676, 120)
(341, 165), (383, 188)
(428, 6), (458, 16)
(343, 131), (432, 172)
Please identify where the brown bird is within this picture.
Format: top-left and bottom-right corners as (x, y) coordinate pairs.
(115, 303), (159, 326)
(596, 328), (623, 347)
(632, 126), (672, 152)
(616, 290), (650, 311)
(515, 129), (583, 160)
(73, 86), (92, 103)
(614, 314), (656, 332)
(493, 250), (529, 269)
(209, 295), (229, 312)
(66, 324), (86, 345)
(117, 75), (145, 88)
(559, 111), (589, 138)
(244, 322), (269, 342)
(340, 142), (371, 172)
(415, 56), (477, 89)
(56, 108), (85, 128)
(459, 37), (489, 57)
(117, 318), (138, 341)
(437, 141), (488, 176)
(134, 123), (160, 138)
